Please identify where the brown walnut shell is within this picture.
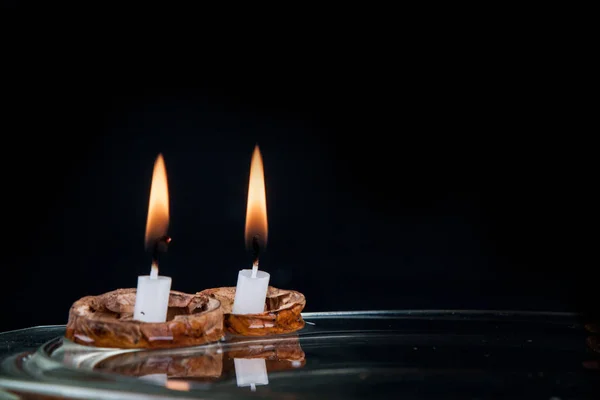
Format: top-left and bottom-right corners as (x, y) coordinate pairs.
(199, 286), (306, 336)
(65, 289), (223, 349)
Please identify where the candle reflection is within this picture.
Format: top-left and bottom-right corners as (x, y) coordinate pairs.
(234, 358), (268, 391)
(228, 336), (306, 392)
(139, 373), (167, 385)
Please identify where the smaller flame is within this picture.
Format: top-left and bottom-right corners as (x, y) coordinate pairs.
(245, 145), (268, 249)
(145, 154), (170, 249)
(166, 380), (191, 391)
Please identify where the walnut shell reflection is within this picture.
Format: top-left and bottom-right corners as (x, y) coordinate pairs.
(93, 335), (306, 381)
(224, 335), (306, 374)
(95, 348), (223, 380)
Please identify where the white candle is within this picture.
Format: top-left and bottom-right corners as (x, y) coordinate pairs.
(232, 145), (270, 315)
(133, 153), (172, 323)
(134, 264), (172, 322)
(234, 358), (269, 391)
(232, 269), (270, 314)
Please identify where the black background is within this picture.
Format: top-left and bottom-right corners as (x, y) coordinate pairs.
(0, 42), (591, 332)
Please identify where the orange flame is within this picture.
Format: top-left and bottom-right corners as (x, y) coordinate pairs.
(245, 145), (268, 249)
(165, 379), (191, 391)
(145, 154), (169, 249)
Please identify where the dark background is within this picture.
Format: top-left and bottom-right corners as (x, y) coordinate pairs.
(0, 52), (590, 332)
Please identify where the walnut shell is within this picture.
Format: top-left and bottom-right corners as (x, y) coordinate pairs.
(65, 289), (223, 349)
(199, 286), (305, 336)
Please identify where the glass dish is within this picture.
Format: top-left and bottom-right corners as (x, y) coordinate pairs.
(0, 311), (598, 399)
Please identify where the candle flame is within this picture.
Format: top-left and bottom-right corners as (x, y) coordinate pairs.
(145, 154), (170, 249)
(245, 145), (268, 249)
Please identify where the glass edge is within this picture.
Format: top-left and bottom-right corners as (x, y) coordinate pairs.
(0, 325), (67, 336)
(0, 309), (584, 336)
(301, 309), (581, 318)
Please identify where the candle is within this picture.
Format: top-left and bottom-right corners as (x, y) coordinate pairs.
(234, 358), (269, 391)
(232, 145), (270, 315)
(133, 153), (172, 323)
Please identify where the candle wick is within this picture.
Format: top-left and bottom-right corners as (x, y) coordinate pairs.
(251, 234), (260, 278)
(151, 235), (171, 278)
(150, 260), (159, 279)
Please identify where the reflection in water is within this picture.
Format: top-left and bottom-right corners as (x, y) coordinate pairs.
(234, 358), (268, 391)
(227, 336), (306, 392)
(584, 320), (599, 374)
(93, 335), (305, 390)
(165, 379), (191, 391)
(95, 347), (223, 381)
(139, 373), (167, 385)
(587, 336), (599, 354)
